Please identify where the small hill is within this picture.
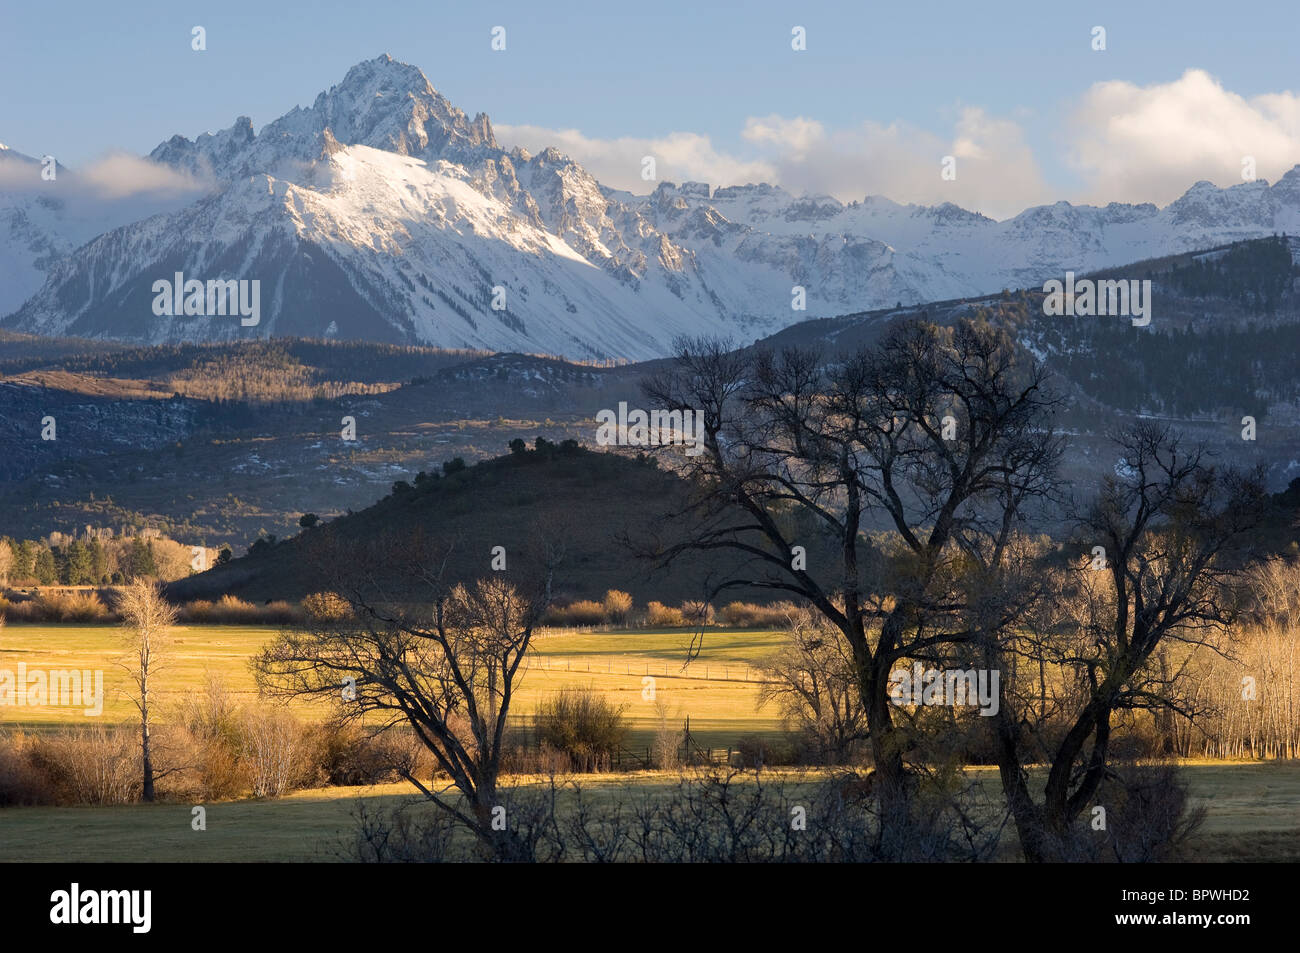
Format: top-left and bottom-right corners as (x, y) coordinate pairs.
(163, 442), (782, 607)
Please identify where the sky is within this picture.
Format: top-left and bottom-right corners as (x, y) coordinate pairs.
(3, 0), (1299, 219)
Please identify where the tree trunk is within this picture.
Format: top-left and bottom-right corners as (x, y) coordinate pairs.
(141, 684), (155, 802)
(987, 644), (1051, 862)
(861, 654), (913, 850)
(994, 731), (1049, 862)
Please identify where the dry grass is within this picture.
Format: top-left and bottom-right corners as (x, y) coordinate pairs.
(0, 624), (784, 750)
(3, 590), (112, 623)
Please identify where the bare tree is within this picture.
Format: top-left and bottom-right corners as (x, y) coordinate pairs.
(255, 547), (556, 859)
(116, 579), (178, 802)
(989, 423), (1266, 860)
(1233, 559), (1300, 758)
(757, 604), (867, 764)
(636, 318), (1062, 821)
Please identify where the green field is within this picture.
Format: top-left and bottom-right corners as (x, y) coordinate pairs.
(1, 762), (1296, 862)
(3, 623), (1297, 863)
(0, 623), (786, 749)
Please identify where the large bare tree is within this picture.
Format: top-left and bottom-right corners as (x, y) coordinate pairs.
(637, 318), (1062, 819)
(255, 533), (558, 859)
(988, 423), (1267, 860)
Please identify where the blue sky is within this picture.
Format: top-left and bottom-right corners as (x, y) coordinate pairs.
(4, 0), (1299, 217)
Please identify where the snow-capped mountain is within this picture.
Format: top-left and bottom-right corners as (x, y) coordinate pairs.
(634, 172), (1300, 313)
(0, 145), (202, 317)
(5, 54), (1300, 359)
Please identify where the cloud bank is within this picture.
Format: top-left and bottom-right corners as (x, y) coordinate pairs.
(0, 149), (206, 200)
(497, 70), (1300, 220)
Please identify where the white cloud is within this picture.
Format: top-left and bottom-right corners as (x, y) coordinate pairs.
(0, 149), (206, 199)
(494, 124), (775, 194)
(500, 109), (1052, 219)
(740, 109), (1052, 219)
(741, 116), (825, 155)
(498, 71), (1300, 219)
(76, 152), (205, 199)
(1067, 69), (1300, 205)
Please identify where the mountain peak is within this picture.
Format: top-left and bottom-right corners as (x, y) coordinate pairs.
(148, 55), (498, 181)
(306, 54), (497, 159)
(333, 53), (437, 98)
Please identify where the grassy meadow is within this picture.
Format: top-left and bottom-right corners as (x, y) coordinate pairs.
(3, 622), (1298, 862)
(0, 622), (787, 749)
(0, 762), (1295, 862)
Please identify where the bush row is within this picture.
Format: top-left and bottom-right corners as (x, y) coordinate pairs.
(542, 594), (793, 629)
(0, 679), (435, 807)
(0, 591), (305, 625)
(1, 590), (792, 629)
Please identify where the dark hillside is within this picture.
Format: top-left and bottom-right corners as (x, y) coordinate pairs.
(163, 442), (819, 606)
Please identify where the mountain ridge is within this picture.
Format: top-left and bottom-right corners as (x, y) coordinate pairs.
(6, 54), (1300, 359)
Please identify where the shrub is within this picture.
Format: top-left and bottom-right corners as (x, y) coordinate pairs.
(314, 723), (377, 786)
(719, 601), (792, 628)
(175, 674), (248, 800)
(0, 733), (55, 805)
(680, 600), (715, 626)
(239, 707), (317, 798)
(260, 600), (302, 625)
(206, 594), (258, 624)
(564, 600), (607, 627)
(302, 591), (352, 622)
(646, 601), (686, 627)
(342, 800), (458, 862)
(505, 741), (574, 777)
(27, 726), (139, 804)
(194, 733), (249, 800)
(309, 722), (434, 787)
(178, 599), (214, 623)
(1, 598), (36, 622)
(1038, 759), (1208, 862)
(23, 589), (112, 623)
(602, 590), (633, 625)
(534, 688), (628, 772)
(189, 596), (301, 625)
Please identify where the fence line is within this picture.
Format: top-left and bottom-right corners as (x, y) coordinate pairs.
(527, 655), (768, 684)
